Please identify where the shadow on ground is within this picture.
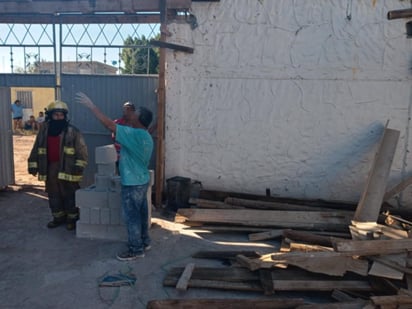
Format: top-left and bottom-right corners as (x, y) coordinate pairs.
(0, 185), (282, 309)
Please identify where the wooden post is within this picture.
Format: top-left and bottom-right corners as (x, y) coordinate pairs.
(387, 9), (412, 20)
(176, 263), (195, 291)
(155, 0), (167, 207)
(353, 127), (400, 223)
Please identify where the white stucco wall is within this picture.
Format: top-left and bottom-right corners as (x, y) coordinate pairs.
(164, 0), (412, 205)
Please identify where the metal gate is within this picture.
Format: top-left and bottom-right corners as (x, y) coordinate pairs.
(0, 73), (157, 188)
(0, 86), (13, 188)
(0, 21), (159, 188)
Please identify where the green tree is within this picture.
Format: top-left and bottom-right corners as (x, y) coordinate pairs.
(120, 35), (159, 74)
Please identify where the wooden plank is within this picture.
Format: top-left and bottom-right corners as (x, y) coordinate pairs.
(236, 254), (275, 271)
(155, 1), (167, 208)
(333, 238), (412, 255)
(192, 226), (273, 233)
(296, 301), (370, 309)
(176, 263), (195, 291)
(368, 260), (404, 280)
(199, 189), (357, 211)
(283, 229), (341, 247)
(150, 40), (194, 53)
(383, 175), (412, 201)
(147, 298), (305, 309)
(164, 266), (260, 282)
(192, 250), (261, 260)
(272, 280), (371, 291)
(369, 255), (410, 276)
(164, 278), (263, 292)
(249, 229), (283, 241)
(190, 198), (243, 209)
(0, 13), (161, 24)
(225, 197), (339, 211)
(388, 8), (412, 20)
(288, 243), (333, 252)
(0, 0), (191, 14)
(270, 252), (369, 276)
(176, 209), (353, 230)
(370, 295), (412, 305)
(331, 289), (358, 302)
(259, 269), (274, 295)
(0, 0), (157, 14)
(236, 252), (368, 276)
(354, 127), (400, 223)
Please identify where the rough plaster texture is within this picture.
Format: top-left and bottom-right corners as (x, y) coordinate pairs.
(164, 0), (412, 205)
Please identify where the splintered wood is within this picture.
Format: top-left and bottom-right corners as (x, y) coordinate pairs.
(160, 126), (412, 307)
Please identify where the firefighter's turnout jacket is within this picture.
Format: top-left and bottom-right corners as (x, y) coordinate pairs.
(28, 123), (88, 182)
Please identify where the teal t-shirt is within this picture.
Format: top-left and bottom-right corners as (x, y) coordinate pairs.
(116, 124), (153, 186)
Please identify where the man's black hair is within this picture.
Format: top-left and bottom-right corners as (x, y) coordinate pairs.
(138, 107), (153, 129)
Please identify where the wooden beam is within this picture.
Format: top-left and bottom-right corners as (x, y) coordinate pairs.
(388, 9), (412, 20)
(370, 295), (412, 306)
(175, 208), (353, 231)
(383, 175), (412, 201)
(225, 197), (340, 212)
(155, 0), (167, 208)
(353, 127), (400, 223)
(0, 13), (160, 24)
(176, 263), (196, 291)
(0, 0), (191, 14)
(333, 238), (412, 256)
(150, 40), (194, 53)
(0, 0), (158, 14)
(248, 229), (284, 241)
(147, 298), (305, 309)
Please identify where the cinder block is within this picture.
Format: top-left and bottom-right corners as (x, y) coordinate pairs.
(95, 174), (111, 191)
(90, 208), (101, 224)
(97, 163), (116, 176)
(95, 144), (117, 164)
(76, 189), (108, 209)
(108, 191), (121, 209)
(79, 207), (90, 224)
(100, 208), (110, 225)
(110, 208), (121, 225)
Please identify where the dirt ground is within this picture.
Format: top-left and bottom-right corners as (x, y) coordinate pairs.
(1, 134), (288, 309)
(13, 134), (44, 188)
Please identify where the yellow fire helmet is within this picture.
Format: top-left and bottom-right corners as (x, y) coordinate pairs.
(47, 100), (69, 114)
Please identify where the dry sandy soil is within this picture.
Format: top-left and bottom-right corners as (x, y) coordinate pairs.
(13, 133), (45, 188)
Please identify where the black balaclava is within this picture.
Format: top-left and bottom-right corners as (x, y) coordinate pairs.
(48, 111), (68, 136)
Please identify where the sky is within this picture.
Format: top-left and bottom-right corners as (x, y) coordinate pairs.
(0, 23), (160, 73)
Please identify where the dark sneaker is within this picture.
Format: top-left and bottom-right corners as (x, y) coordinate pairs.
(116, 251), (145, 261)
(66, 222), (76, 231)
(144, 245), (151, 251)
(47, 219), (65, 229)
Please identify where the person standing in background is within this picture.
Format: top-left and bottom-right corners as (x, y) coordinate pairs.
(28, 100), (88, 231)
(11, 99), (23, 133)
(36, 111), (45, 130)
(76, 92), (153, 261)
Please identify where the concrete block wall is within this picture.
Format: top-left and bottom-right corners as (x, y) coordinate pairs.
(76, 144), (154, 241)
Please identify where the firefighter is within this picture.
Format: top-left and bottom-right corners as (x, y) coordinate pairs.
(28, 100), (88, 231)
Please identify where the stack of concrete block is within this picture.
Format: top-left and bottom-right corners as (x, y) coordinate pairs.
(76, 144), (154, 241)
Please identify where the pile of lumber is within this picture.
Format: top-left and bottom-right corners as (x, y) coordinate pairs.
(149, 125), (412, 308)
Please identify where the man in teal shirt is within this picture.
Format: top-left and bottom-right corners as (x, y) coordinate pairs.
(76, 92), (154, 261)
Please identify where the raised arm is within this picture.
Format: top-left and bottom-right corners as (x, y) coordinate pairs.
(75, 92), (116, 133)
